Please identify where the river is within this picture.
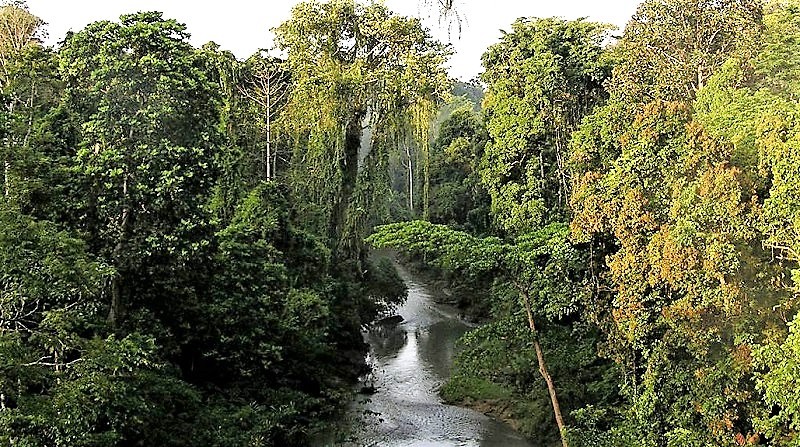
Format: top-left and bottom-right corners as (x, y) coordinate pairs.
(321, 263), (536, 447)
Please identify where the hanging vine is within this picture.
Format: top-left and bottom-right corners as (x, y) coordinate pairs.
(274, 0), (450, 261)
(410, 97), (438, 220)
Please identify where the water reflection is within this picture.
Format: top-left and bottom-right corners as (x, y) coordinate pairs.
(366, 323), (407, 358)
(324, 263), (535, 447)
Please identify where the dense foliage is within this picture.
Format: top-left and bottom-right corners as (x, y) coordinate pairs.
(0, 1), (432, 445)
(4, 0), (800, 446)
(371, 0), (800, 446)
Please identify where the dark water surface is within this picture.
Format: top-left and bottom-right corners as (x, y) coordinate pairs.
(320, 264), (535, 447)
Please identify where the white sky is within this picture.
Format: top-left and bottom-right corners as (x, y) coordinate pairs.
(26, 0), (642, 80)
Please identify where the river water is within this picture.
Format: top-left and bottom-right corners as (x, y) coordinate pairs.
(322, 264), (535, 447)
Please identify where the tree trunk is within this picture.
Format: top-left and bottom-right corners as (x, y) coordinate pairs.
(266, 72), (272, 180)
(108, 272), (122, 328)
(3, 159), (9, 197)
(329, 112), (364, 259)
(554, 127), (569, 211)
(423, 142), (430, 220)
(108, 172), (131, 328)
(108, 225), (127, 328)
(406, 144), (414, 212)
(3, 101), (13, 198)
(521, 290), (569, 447)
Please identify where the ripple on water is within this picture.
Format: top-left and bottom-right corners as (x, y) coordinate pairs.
(325, 265), (536, 447)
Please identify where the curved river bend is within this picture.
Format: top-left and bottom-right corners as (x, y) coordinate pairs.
(322, 264), (536, 447)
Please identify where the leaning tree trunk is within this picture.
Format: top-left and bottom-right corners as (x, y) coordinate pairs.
(521, 290), (569, 447)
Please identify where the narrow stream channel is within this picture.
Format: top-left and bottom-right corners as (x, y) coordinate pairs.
(324, 263), (536, 446)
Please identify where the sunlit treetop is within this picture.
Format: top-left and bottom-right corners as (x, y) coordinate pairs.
(0, 0), (45, 74)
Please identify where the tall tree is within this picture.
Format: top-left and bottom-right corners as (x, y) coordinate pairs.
(0, 1), (47, 201)
(274, 0), (449, 260)
(480, 18), (611, 236)
(239, 52), (290, 181)
(610, 0), (763, 103)
(59, 12), (220, 327)
(0, 0), (42, 72)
